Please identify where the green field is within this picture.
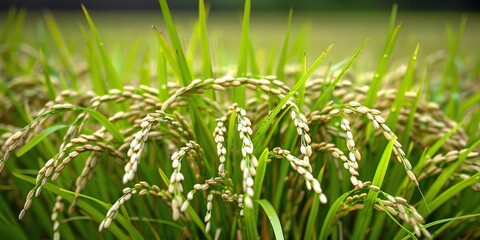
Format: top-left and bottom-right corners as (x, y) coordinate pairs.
(7, 9), (480, 65)
(1, 1), (479, 239)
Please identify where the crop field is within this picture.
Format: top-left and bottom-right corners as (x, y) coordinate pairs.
(0, 0), (479, 239)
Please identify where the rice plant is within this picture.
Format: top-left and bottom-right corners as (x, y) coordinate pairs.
(1, 1), (479, 239)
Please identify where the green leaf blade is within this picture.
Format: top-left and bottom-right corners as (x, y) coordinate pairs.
(158, 0), (192, 86)
(364, 23), (401, 108)
(253, 43), (334, 147)
(257, 199), (284, 240)
(352, 137), (395, 239)
(82, 108), (124, 142)
(16, 125), (69, 157)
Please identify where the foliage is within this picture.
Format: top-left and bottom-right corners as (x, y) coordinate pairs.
(1, 1), (479, 239)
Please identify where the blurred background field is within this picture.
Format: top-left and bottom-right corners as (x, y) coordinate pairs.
(2, 8), (479, 75)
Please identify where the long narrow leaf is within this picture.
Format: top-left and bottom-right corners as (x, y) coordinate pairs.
(312, 37), (368, 110)
(400, 69), (426, 146)
(364, 24), (401, 108)
(234, 0), (251, 108)
(352, 138), (395, 239)
(257, 199), (284, 240)
(386, 43), (420, 131)
(38, 48), (57, 100)
(319, 190), (354, 239)
(253, 43), (334, 146)
(43, 10), (78, 87)
(244, 202), (259, 240)
(424, 213), (480, 229)
(13, 172), (136, 239)
(253, 149), (269, 217)
(420, 138), (480, 215)
(16, 125), (68, 157)
(81, 5), (121, 89)
(158, 0), (192, 86)
(276, 9), (293, 80)
(83, 108), (124, 142)
(199, 0), (213, 79)
(413, 123), (462, 175)
(152, 26), (182, 82)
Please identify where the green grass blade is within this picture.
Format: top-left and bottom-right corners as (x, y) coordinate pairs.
(253, 43), (334, 146)
(154, 22), (217, 165)
(424, 213), (480, 229)
(400, 69), (426, 146)
(425, 213), (463, 240)
(460, 91), (480, 116)
(364, 24), (401, 108)
(129, 217), (183, 230)
(386, 43), (420, 131)
(186, 107), (215, 176)
(275, 9), (293, 80)
(82, 108), (124, 142)
(272, 142), (294, 209)
(352, 138), (395, 239)
(81, 25), (107, 95)
(158, 0), (192, 86)
(319, 190), (354, 239)
(185, 207), (213, 240)
(199, 0), (213, 79)
(152, 26), (182, 82)
(465, 108), (480, 145)
(156, 51), (169, 102)
(312, 37), (369, 110)
(234, 0), (251, 108)
(119, 40), (140, 80)
(186, 21), (199, 62)
(364, 3), (398, 107)
(377, 199), (418, 240)
(244, 203), (259, 240)
(254, 110), (289, 158)
(253, 148), (269, 210)
(288, 23), (310, 63)
(13, 172), (136, 239)
(157, 167), (170, 186)
(38, 48), (57, 100)
(296, 53), (307, 109)
(420, 138), (480, 215)
(225, 110), (237, 175)
(16, 125), (68, 157)
(248, 36), (260, 76)
(63, 190), (142, 240)
(196, 4), (216, 99)
(0, 195), (28, 240)
(425, 123), (462, 158)
(443, 16), (467, 120)
(386, 4), (398, 39)
(139, 50), (151, 86)
(257, 199), (284, 240)
(43, 10), (78, 88)
(81, 5), (121, 90)
(237, 0), (251, 77)
(409, 174), (480, 238)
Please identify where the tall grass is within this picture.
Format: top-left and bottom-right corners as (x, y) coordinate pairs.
(1, 1), (479, 239)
